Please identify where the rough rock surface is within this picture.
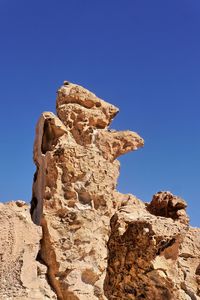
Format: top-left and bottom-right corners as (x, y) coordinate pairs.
(31, 81), (144, 299)
(0, 201), (56, 299)
(105, 194), (200, 299)
(0, 81), (199, 300)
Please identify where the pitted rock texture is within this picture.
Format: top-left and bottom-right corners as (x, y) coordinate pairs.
(0, 81), (199, 300)
(147, 191), (189, 224)
(104, 201), (200, 300)
(31, 82), (144, 299)
(30, 82), (199, 300)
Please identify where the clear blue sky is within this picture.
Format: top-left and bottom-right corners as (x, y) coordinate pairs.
(0, 0), (199, 226)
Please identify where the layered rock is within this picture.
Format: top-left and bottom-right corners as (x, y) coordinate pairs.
(0, 81), (199, 300)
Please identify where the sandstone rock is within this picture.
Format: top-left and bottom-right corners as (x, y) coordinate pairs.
(147, 191), (189, 225)
(104, 201), (200, 300)
(0, 202), (56, 299)
(56, 82), (119, 147)
(30, 82), (199, 300)
(31, 81), (144, 299)
(0, 81), (199, 300)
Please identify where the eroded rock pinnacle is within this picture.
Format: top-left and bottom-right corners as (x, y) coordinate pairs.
(0, 82), (199, 300)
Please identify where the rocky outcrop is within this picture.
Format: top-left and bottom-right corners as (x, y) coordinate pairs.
(105, 194), (200, 299)
(0, 81), (199, 299)
(30, 81), (144, 299)
(147, 191), (189, 224)
(0, 201), (56, 299)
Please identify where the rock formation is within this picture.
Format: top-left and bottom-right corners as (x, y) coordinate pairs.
(0, 201), (57, 299)
(0, 81), (199, 299)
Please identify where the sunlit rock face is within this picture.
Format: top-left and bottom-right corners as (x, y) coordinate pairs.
(104, 196), (199, 300)
(0, 201), (56, 300)
(30, 82), (200, 300)
(31, 81), (144, 299)
(0, 81), (199, 300)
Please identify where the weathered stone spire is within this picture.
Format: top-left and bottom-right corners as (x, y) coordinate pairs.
(31, 81), (144, 299)
(0, 82), (199, 300)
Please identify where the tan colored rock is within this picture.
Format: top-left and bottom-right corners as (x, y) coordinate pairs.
(56, 82), (119, 146)
(30, 82), (199, 300)
(104, 200), (200, 300)
(147, 191), (189, 225)
(0, 201), (56, 299)
(95, 130), (144, 161)
(31, 81), (144, 299)
(0, 81), (199, 300)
